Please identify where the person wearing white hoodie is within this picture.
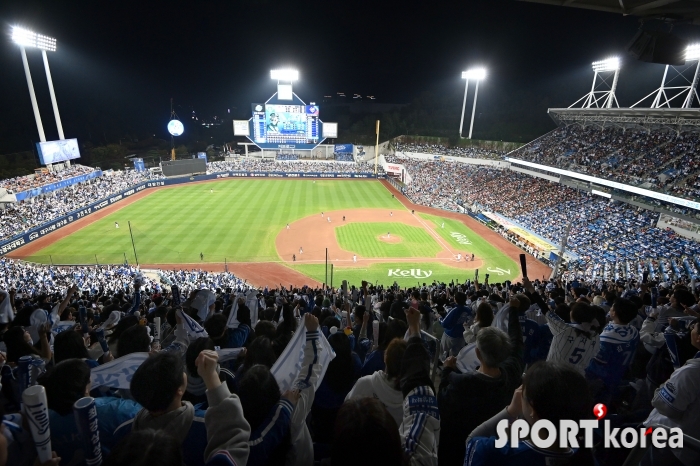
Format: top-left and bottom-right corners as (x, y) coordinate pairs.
(0, 289), (16, 326)
(345, 338), (407, 427)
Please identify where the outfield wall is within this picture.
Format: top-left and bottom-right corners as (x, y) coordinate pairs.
(0, 171), (385, 256)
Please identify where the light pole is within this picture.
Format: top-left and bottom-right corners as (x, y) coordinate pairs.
(683, 44), (700, 108)
(12, 27), (62, 144)
(571, 57), (620, 109)
(458, 72), (469, 138)
(462, 68), (486, 140)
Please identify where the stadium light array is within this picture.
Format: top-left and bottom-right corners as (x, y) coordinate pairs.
(270, 69), (299, 81)
(686, 44), (700, 62)
(462, 68), (486, 81)
(592, 57), (619, 72)
(12, 26), (56, 51)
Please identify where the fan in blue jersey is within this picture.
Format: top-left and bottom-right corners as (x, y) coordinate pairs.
(585, 298), (640, 405)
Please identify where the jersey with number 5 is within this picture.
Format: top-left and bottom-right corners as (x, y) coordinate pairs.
(545, 311), (600, 374)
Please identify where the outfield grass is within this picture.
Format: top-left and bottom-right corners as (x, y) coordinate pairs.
(419, 213), (519, 279)
(335, 222), (442, 258)
(28, 180), (403, 265)
(289, 262), (481, 287)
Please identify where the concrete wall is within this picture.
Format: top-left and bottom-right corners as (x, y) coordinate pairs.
(394, 151), (509, 167)
(510, 166), (560, 182)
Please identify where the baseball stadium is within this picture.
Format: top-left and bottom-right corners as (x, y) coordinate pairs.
(3, 2), (700, 466)
(7, 177), (544, 287)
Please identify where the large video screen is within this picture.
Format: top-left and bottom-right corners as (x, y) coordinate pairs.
(36, 138), (81, 165)
(252, 103), (320, 148)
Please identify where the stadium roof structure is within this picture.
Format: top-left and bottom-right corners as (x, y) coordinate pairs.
(518, 0), (700, 22)
(548, 106), (700, 130)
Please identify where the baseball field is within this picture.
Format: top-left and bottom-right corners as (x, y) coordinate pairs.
(12, 179), (550, 286)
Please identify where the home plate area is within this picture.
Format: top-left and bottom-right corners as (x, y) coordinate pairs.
(275, 208), (483, 270)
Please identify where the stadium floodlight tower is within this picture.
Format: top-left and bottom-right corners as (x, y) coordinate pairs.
(632, 44), (700, 109)
(569, 57), (620, 109)
(458, 67), (486, 139)
(270, 68), (299, 101)
(11, 26), (64, 144)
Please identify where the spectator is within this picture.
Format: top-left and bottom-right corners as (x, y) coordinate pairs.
(465, 361), (594, 465)
(641, 317), (700, 466)
(438, 297), (523, 466)
(346, 338), (407, 426)
(439, 291), (473, 358)
(585, 298), (640, 404)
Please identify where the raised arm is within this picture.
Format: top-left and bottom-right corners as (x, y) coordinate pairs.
(292, 314), (322, 414)
(127, 284), (141, 316)
(197, 350), (251, 465)
(506, 297), (523, 358)
(399, 321), (439, 465)
(53, 284), (78, 320)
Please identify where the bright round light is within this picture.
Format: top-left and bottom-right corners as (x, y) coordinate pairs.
(167, 119), (184, 136)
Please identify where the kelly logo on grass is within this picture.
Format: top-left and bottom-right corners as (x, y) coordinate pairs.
(450, 232), (472, 245)
(387, 269), (432, 278)
(495, 403), (683, 450)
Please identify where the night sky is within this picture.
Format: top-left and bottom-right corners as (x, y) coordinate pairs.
(1, 0), (699, 153)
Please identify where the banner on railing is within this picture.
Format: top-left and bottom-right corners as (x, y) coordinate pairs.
(14, 170), (103, 202)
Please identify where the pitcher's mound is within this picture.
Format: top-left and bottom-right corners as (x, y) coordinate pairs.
(378, 234), (402, 244)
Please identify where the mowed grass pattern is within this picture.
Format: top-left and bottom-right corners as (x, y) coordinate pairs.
(335, 223), (441, 258)
(27, 180), (403, 265)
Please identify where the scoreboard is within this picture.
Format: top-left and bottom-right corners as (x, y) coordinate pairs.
(250, 103), (320, 149)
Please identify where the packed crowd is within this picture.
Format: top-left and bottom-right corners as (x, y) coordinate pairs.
(333, 152), (354, 162)
(510, 126), (700, 200)
(206, 159), (380, 174)
(0, 170), (160, 242)
(275, 154), (299, 161)
(0, 165), (96, 194)
(1, 259), (698, 466)
(0, 259), (250, 299)
(395, 142), (506, 160)
(386, 155), (700, 281)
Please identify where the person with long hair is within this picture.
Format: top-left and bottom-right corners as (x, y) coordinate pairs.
(53, 330), (99, 367)
(345, 338), (407, 426)
(463, 301), (495, 344)
(465, 361), (595, 465)
(3, 324), (51, 364)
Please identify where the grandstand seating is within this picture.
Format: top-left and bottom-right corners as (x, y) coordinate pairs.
(509, 126), (700, 201)
(386, 155), (700, 281)
(275, 153), (299, 161)
(333, 152), (354, 162)
(0, 164), (96, 193)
